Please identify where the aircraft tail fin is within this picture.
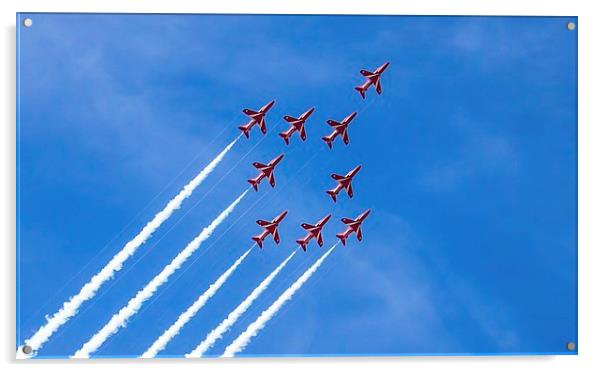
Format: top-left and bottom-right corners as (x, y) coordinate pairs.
(296, 239), (307, 252)
(336, 233), (347, 246)
(238, 125), (250, 138)
(321, 135), (334, 149)
(326, 189), (338, 202)
(278, 131), (290, 145)
(354, 86), (366, 99)
(252, 236), (263, 248)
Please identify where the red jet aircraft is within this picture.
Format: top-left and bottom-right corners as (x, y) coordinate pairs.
(355, 62), (390, 99)
(295, 214), (332, 252)
(238, 100), (276, 138)
(336, 209), (371, 246)
(326, 165), (361, 202)
(321, 111), (357, 149)
(252, 210), (288, 248)
(248, 154), (285, 191)
(279, 107), (315, 145)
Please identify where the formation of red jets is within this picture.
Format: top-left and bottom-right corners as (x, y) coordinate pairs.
(240, 62), (390, 252)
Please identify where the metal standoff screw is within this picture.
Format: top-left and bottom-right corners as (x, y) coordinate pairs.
(22, 344), (33, 355)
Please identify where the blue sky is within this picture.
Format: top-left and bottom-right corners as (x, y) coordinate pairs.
(17, 14), (577, 357)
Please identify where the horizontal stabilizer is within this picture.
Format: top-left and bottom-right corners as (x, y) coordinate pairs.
(354, 86), (366, 99)
(322, 136), (333, 149)
(238, 125), (250, 138)
(278, 131), (290, 145)
(252, 236), (263, 248)
(326, 190), (337, 202)
(247, 179), (259, 191)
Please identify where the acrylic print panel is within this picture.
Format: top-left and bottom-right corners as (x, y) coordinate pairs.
(16, 13), (577, 359)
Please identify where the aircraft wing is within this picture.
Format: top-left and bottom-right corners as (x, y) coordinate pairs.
(258, 118), (267, 133)
(253, 162), (268, 169)
(283, 115), (297, 123)
(267, 171), (276, 187)
(342, 128), (350, 144)
(243, 108), (258, 117)
(301, 223), (316, 230)
(256, 219), (271, 226)
(356, 226), (363, 241)
(317, 231), (324, 246)
(327, 119), (341, 127)
(273, 229), (280, 244)
(346, 183), (353, 197)
(299, 125), (306, 140)
(375, 78), (382, 94)
(331, 173), (345, 181)
(360, 69), (373, 77)
(341, 217), (355, 225)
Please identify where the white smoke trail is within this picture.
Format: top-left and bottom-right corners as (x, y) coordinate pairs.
(71, 190), (248, 358)
(186, 251), (297, 358)
(221, 243), (338, 357)
(140, 248), (252, 358)
(17, 136), (240, 358)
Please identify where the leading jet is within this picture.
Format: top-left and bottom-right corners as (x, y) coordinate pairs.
(354, 62), (390, 99)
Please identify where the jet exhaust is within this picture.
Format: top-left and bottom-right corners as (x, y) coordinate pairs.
(141, 248), (252, 358)
(72, 190), (249, 358)
(186, 250), (296, 357)
(221, 243), (338, 357)
(17, 136), (240, 358)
